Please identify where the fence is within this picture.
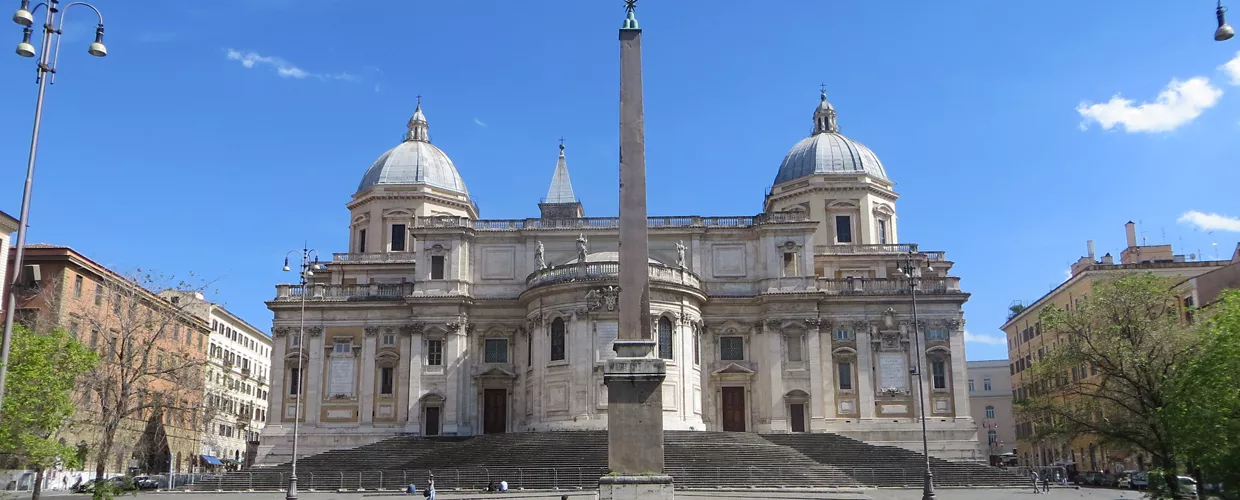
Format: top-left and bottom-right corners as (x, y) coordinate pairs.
(174, 465), (1029, 492)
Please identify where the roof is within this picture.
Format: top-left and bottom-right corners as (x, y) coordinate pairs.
(0, 210), (18, 232)
(544, 143), (577, 204)
(772, 91), (888, 185)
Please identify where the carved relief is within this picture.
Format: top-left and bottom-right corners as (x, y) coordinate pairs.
(306, 326), (323, 338)
(400, 323), (425, 335)
(364, 326), (379, 337)
(273, 327), (289, 338)
(383, 326), (396, 336)
(585, 286), (620, 312)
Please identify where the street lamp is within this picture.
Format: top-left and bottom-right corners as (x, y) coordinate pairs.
(0, 0), (108, 425)
(1217, 1), (1235, 41)
(282, 246), (320, 500)
(898, 246), (936, 500)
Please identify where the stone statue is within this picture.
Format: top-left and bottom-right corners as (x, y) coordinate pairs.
(535, 240), (546, 269)
(576, 233), (588, 263)
(675, 240), (687, 268)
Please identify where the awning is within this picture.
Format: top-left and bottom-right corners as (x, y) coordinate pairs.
(201, 456), (223, 466)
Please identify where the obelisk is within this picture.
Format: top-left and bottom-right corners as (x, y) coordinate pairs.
(599, 1), (673, 499)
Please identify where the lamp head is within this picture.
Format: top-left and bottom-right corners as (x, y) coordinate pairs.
(12, 1), (33, 27)
(305, 269), (314, 277)
(1219, 2), (1236, 41)
(15, 26), (33, 57)
(283, 257), (291, 272)
(87, 24), (106, 57)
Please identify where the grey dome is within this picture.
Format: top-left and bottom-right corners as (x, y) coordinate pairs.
(357, 140), (469, 194)
(773, 133), (887, 185)
(772, 90), (888, 186)
(357, 100), (469, 195)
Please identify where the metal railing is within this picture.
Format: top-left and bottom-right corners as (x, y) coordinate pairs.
(815, 244), (946, 261)
(817, 277), (961, 295)
(174, 464), (1031, 492)
(332, 252), (417, 263)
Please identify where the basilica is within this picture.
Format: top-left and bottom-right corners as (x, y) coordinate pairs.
(255, 90), (980, 466)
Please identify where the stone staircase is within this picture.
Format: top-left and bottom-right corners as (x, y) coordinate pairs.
(187, 430), (1023, 491)
(761, 433), (1029, 487)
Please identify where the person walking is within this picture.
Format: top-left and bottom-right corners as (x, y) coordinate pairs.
(1030, 470), (1040, 494)
(1041, 472), (1050, 493)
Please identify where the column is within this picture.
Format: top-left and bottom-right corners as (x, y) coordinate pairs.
(917, 333), (932, 420)
(304, 328), (324, 425)
(856, 325), (875, 419)
(406, 329), (424, 432)
(806, 323), (824, 430)
(268, 331), (288, 425)
(949, 326), (969, 419)
(766, 323), (785, 432)
(359, 329), (378, 424)
(821, 330), (837, 422)
(443, 325), (463, 435)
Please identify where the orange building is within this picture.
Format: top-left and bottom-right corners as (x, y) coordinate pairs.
(6, 244), (211, 475)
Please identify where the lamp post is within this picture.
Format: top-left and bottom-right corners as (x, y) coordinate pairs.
(282, 246), (320, 500)
(898, 246), (936, 500)
(0, 0), (108, 424)
(1218, 1), (1236, 41)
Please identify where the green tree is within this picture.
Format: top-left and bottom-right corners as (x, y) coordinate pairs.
(1163, 289), (1240, 498)
(0, 324), (98, 500)
(1016, 273), (1202, 498)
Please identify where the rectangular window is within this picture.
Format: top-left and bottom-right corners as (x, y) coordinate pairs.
(968, 379), (975, 392)
(484, 339), (508, 363)
(358, 229), (367, 253)
(430, 256), (446, 280)
(877, 219), (888, 245)
(427, 339), (443, 366)
(720, 336), (744, 361)
(291, 334), (300, 347)
(382, 333), (396, 346)
(390, 224), (407, 252)
(834, 328), (850, 341)
(379, 367), (394, 395)
(835, 215), (853, 243)
(782, 252), (797, 277)
(838, 362), (853, 390)
(333, 340), (351, 354)
(983, 378), (992, 391)
(926, 329), (945, 340)
(74, 275), (83, 298)
(786, 335), (803, 362)
(94, 284), (103, 306)
(693, 333), (700, 365)
(932, 360), (947, 389)
(289, 367), (301, 395)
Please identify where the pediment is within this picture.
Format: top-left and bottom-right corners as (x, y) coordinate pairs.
(711, 363), (756, 376)
(714, 320), (750, 335)
(474, 366), (518, 380)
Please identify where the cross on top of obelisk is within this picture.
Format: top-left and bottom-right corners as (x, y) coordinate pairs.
(625, 0), (637, 11)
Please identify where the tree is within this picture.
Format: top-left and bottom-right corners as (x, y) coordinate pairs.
(0, 324), (98, 500)
(1016, 273), (1204, 498)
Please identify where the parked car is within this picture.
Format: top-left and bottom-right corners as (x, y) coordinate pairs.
(74, 476), (137, 494)
(1177, 476), (1199, 499)
(131, 476), (160, 490)
(1117, 473), (1132, 489)
(1132, 471), (1149, 489)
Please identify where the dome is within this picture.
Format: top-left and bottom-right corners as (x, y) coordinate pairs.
(566, 251), (662, 265)
(356, 100), (469, 195)
(772, 90), (888, 186)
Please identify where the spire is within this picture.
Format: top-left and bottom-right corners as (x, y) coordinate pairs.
(545, 138), (577, 204)
(621, 0), (639, 30)
(405, 95), (430, 142)
(812, 85), (839, 135)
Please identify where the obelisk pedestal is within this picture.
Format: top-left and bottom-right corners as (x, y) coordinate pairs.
(599, 2), (673, 499)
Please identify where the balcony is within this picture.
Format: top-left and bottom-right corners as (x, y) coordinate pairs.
(273, 283), (412, 302)
(526, 261), (702, 290)
(331, 252), (417, 263)
(416, 212), (810, 231)
(815, 244), (946, 261)
(816, 277), (961, 295)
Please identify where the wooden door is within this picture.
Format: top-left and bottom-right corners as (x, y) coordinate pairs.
(790, 403), (806, 432)
(483, 389), (507, 434)
(424, 407), (440, 436)
(721, 387), (746, 432)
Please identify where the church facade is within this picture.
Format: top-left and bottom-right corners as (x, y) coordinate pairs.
(255, 91), (980, 465)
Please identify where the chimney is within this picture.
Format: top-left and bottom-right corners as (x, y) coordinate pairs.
(1125, 221), (1137, 248)
(1087, 240), (1095, 259)
(1102, 253), (1114, 265)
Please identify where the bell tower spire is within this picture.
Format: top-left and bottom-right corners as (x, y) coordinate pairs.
(538, 139), (585, 219)
(812, 84), (838, 135)
(405, 95), (430, 142)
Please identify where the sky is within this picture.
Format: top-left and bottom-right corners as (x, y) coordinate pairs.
(2, 0), (1239, 362)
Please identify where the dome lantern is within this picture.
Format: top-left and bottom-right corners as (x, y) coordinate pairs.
(771, 88), (888, 186)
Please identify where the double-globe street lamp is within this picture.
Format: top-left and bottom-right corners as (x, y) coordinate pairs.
(0, 0), (107, 423)
(898, 247), (936, 500)
(282, 247), (321, 500)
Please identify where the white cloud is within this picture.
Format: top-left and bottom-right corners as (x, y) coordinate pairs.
(473, 118), (487, 127)
(1077, 77), (1222, 133)
(964, 330), (1006, 346)
(226, 49), (355, 82)
(1178, 210), (1240, 232)
(1221, 51), (1240, 86)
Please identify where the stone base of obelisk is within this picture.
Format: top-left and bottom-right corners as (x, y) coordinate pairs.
(601, 340), (672, 499)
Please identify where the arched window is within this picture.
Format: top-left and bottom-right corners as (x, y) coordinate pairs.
(985, 405), (995, 419)
(658, 317), (674, 359)
(987, 429), (997, 445)
(550, 318), (566, 362)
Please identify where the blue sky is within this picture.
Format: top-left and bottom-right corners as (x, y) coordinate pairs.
(2, 0), (1239, 362)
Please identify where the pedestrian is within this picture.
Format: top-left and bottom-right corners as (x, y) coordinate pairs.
(1041, 472), (1050, 493)
(425, 477), (435, 500)
(404, 482), (416, 495)
(498, 479), (508, 492)
(1030, 470), (1040, 494)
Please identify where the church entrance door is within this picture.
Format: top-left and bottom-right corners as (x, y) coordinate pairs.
(483, 389), (507, 434)
(789, 403), (806, 432)
(721, 387), (746, 432)
(424, 407), (440, 436)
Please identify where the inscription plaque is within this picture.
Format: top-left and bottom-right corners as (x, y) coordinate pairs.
(597, 322), (619, 361)
(330, 357), (355, 397)
(878, 352), (908, 391)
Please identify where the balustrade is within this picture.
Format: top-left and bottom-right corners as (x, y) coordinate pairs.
(410, 213), (808, 231)
(332, 252), (417, 263)
(526, 261), (702, 289)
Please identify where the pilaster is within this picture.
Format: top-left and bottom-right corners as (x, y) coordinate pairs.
(765, 321), (785, 432)
(806, 321), (825, 429)
(304, 327), (324, 425)
(949, 323), (969, 419)
(269, 329), (288, 423)
(406, 327), (424, 432)
(359, 328), (378, 424)
(856, 324), (875, 419)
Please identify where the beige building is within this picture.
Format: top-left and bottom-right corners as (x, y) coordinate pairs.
(257, 91), (980, 466)
(966, 360), (1014, 465)
(1002, 222), (1232, 473)
(0, 210), (18, 319)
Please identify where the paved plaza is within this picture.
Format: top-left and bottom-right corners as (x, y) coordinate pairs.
(19, 486), (1156, 500)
